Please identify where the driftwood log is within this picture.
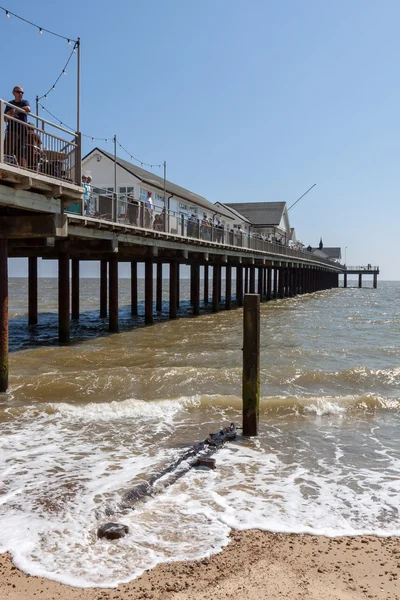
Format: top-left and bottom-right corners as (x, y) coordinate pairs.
(97, 423), (237, 539)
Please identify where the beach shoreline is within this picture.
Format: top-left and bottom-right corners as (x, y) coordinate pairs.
(1, 531), (399, 600)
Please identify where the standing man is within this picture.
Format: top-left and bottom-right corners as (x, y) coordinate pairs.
(4, 86), (31, 167)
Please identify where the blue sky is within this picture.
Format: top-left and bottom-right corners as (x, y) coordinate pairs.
(2, 0), (399, 279)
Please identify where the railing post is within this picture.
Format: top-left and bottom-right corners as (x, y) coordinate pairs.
(74, 131), (82, 186)
(0, 101), (4, 164)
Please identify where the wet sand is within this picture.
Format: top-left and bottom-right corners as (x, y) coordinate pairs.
(1, 531), (399, 599)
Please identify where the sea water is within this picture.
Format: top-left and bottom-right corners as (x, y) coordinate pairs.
(0, 278), (399, 587)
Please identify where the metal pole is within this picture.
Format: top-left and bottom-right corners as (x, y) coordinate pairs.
(35, 95), (39, 128)
(113, 134), (117, 221)
(76, 38), (81, 133)
(163, 160), (167, 232)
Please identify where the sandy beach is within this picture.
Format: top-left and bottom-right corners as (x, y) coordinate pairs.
(1, 531), (399, 600)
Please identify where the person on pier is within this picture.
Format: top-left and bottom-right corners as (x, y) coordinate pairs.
(4, 86), (31, 168)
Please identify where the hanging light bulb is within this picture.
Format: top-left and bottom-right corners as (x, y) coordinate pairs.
(51, 86), (55, 92)
(39, 28), (43, 35)
(67, 39), (71, 46)
(62, 70), (66, 76)
(5, 10), (10, 18)
(44, 95), (47, 100)
(91, 137), (94, 142)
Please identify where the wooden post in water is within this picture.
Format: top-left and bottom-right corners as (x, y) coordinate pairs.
(156, 262), (163, 312)
(245, 267), (249, 294)
(373, 273), (377, 288)
(212, 264), (220, 312)
(257, 267), (263, 299)
(28, 256), (38, 325)
(236, 265), (243, 307)
(273, 267), (278, 298)
(58, 252), (70, 343)
(169, 261), (178, 319)
(100, 259), (108, 318)
(71, 259), (80, 320)
(343, 272), (347, 289)
(278, 268), (284, 299)
(203, 264), (209, 304)
(109, 255), (118, 332)
(145, 260), (154, 324)
(176, 263), (180, 309)
(358, 273), (362, 288)
(242, 294), (260, 436)
(266, 267), (272, 301)
(131, 261), (138, 316)
(192, 263), (200, 315)
(225, 264), (232, 310)
(0, 239), (8, 392)
(249, 266), (255, 294)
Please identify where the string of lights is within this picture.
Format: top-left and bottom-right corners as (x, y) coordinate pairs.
(37, 44), (78, 101)
(38, 103), (111, 142)
(0, 5), (78, 43)
(117, 141), (162, 169)
(38, 104), (162, 167)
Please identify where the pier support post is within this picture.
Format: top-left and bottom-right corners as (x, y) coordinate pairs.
(169, 261), (178, 319)
(176, 264), (180, 309)
(278, 268), (284, 299)
(145, 260), (154, 324)
(0, 239), (8, 392)
(257, 267), (263, 299)
(109, 255), (118, 332)
(236, 265), (243, 307)
(192, 263), (200, 315)
(156, 262), (163, 312)
(266, 268), (272, 301)
(212, 264), (220, 313)
(343, 272), (347, 288)
(225, 264), (232, 310)
(373, 273), (377, 288)
(28, 256), (38, 325)
(131, 261), (138, 316)
(203, 264), (209, 304)
(273, 268), (278, 298)
(242, 294), (260, 437)
(245, 267), (249, 294)
(100, 259), (108, 318)
(58, 252), (70, 343)
(358, 273), (362, 288)
(249, 266), (255, 294)
(71, 259), (80, 320)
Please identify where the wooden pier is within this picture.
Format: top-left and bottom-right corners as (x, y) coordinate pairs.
(0, 108), (378, 392)
(342, 266), (380, 288)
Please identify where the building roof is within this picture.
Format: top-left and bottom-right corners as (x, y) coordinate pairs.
(83, 148), (234, 220)
(224, 202), (287, 226)
(215, 202), (252, 225)
(311, 247), (342, 259)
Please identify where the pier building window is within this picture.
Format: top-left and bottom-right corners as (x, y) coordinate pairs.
(154, 192), (164, 210)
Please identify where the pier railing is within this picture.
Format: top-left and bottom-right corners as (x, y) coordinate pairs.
(0, 99), (81, 185)
(344, 266), (379, 271)
(64, 187), (339, 267)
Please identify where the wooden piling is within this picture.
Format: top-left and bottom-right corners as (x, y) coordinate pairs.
(358, 273), (362, 288)
(203, 264), (209, 304)
(192, 263), (200, 315)
(236, 265), (243, 307)
(156, 262), (162, 312)
(266, 267), (272, 301)
(100, 259), (108, 318)
(273, 267), (278, 298)
(245, 267), (249, 294)
(257, 267), (263, 298)
(249, 266), (255, 294)
(131, 261), (138, 315)
(278, 268), (284, 299)
(109, 255), (118, 332)
(225, 264), (232, 310)
(373, 273), (377, 288)
(242, 294), (260, 436)
(28, 256), (38, 325)
(71, 259), (80, 320)
(58, 252), (70, 343)
(145, 260), (154, 324)
(169, 261), (178, 319)
(212, 264), (220, 313)
(0, 239), (8, 392)
(176, 263), (180, 309)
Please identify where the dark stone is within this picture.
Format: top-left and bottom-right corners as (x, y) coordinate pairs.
(196, 456), (216, 470)
(97, 522), (129, 540)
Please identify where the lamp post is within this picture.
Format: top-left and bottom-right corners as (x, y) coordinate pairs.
(345, 246), (348, 266)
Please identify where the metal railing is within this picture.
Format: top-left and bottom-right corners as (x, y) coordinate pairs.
(0, 99), (81, 185)
(344, 265), (379, 271)
(64, 186), (341, 267)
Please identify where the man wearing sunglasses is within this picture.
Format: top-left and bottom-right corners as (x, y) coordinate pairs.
(4, 86), (31, 167)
